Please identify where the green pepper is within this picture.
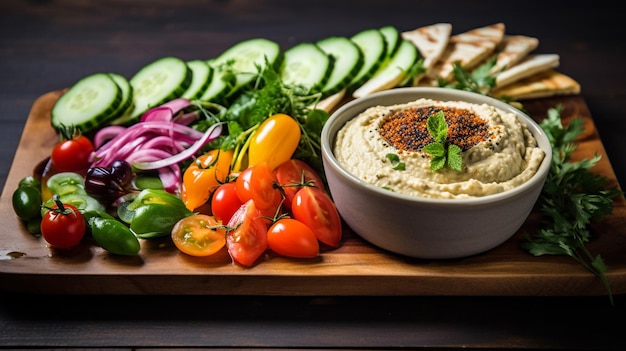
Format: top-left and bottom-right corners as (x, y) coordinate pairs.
(125, 189), (193, 238)
(88, 215), (141, 256)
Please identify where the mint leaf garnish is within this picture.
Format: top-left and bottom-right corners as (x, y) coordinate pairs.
(423, 111), (463, 172)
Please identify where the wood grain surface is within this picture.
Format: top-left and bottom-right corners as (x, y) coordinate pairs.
(1, 90), (624, 296)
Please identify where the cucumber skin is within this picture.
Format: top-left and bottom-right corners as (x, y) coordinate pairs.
(317, 36), (365, 97)
(348, 29), (388, 91)
(51, 72), (123, 133)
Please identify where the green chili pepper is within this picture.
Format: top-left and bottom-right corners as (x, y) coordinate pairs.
(88, 215), (141, 256)
(125, 189), (193, 238)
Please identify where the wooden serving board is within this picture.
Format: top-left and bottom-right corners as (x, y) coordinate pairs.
(1, 90), (625, 296)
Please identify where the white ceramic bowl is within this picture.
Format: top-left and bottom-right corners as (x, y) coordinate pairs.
(321, 87), (552, 259)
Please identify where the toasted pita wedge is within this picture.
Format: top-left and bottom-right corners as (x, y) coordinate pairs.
(427, 22), (505, 82)
(314, 88), (346, 113)
(488, 35), (539, 74)
(495, 53), (560, 88)
(401, 23), (452, 85)
(492, 69), (580, 100)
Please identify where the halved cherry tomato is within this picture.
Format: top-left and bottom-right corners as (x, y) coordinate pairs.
(211, 182), (243, 224)
(226, 200), (269, 266)
(267, 218), (319, 258)
(291, 187), (342, 248)
(274, 159), (325, 208)
(171, 214), (226, 257)
(40, 198), (86, 250)
(181, 149), (234, 211)
(248, 113), (301, 170)
(50, 127), (95, 172)
(235, 162), (282, 217)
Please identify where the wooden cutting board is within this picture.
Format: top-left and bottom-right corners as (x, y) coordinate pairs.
(0, 90), (625, 296)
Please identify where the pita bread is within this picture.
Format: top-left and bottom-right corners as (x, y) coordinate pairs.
(427, 22), (505, 82)
(489, 35), (539, 74)
(401, 23), (452, 84)
(492, 69), (580, 100)
(495, 53), (560, 88)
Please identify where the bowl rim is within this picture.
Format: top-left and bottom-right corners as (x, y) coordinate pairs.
(321, 87), (553, 206)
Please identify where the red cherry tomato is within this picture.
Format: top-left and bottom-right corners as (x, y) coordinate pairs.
(40, 200), (86, 249)
(226, 200), (269, 266)
(267, 218), (319, 258)
(171, 214), (226, 257)
(235, 162), (282, 217)
(291, 187), (342, 248)
(211, 182), (243, 223)
(274, 159), (325, 208)
(50, 129), (95, 172)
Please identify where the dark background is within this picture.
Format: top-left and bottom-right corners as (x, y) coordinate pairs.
(2, 0), (626, 349)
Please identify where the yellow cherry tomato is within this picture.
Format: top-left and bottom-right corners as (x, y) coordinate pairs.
(181, 149), (234, 211)
(248, 113), (301, 170)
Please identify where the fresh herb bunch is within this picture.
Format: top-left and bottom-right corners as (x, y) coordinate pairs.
(521, 105), (622, 304)
(192, 62), (329, 176)
(422, 111), (463, 172)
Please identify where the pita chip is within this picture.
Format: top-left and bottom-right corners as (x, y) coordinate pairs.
(427, 22), (505, 82)
(401, 23), (452, 84)
(492, 69), (581, 100)
(489, 35), (539, 74)
(495, 53), (560, 88)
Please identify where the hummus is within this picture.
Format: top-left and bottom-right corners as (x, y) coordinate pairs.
(334, 98), (545, 199)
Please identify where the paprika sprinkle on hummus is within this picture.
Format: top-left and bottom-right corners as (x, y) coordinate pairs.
(379, 106), (491, 152)
(334, 98), (545, 199)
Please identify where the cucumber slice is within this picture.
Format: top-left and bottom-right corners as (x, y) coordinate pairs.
(129, 56), (192, 120)
(348, 28), (388, 90)
(51, 72), (122, 133)
(210, 38), (281, 98)
(197, 62), (237, 103)
(182, 60), (213, 100)
(379, 25), (402, 58)
(107, 73), (135, 125)
(316, 36), (364, 97)
(280, 42), (332, 93)
(352, 39), (420, 98)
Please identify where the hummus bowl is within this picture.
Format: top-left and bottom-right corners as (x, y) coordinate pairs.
(321, 87), (552, 259)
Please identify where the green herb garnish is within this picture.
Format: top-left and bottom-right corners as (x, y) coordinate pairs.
(521, 104), (622, 305)
(385, 153), (405, 170)
(422, 111), (462, 172)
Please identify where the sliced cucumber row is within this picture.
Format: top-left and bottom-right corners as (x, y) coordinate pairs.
(52, 26), (424, 134)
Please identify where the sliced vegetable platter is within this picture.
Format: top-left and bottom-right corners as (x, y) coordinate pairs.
(1, 25), (626, 296)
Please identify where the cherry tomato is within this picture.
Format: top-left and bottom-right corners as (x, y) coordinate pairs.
(181, 149), (234, 211)
(226, 200), (268, 266)
(40, 199), (86, 250)
(50, 127), (95, 172)
(274, 159), (325, 208)
(171, 214), (226, 257)
(248, 113), (301, 170)
(211, 182), (243, 223)
(267, 218), (319, 258)
(291, 187), (342, 248)
(235, 162), (282, 217)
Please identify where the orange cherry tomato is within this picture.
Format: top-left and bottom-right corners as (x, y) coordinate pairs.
(171, 214), (226, 257)
(291, 187), (342, 248)
(274, 159), (325, 209)
(248, 113), (301, 170)
(181, 149), (234, 211)
(235, 162), (283, 217)
(267, 218), (319, 258)
(226, 200), (269, 266)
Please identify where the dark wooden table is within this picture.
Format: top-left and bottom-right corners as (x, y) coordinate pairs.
(2, 0), (626, 349)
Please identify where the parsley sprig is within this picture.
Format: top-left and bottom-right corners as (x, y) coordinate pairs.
(422, 111), (463, 172)
(521, 105), (622, 304)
